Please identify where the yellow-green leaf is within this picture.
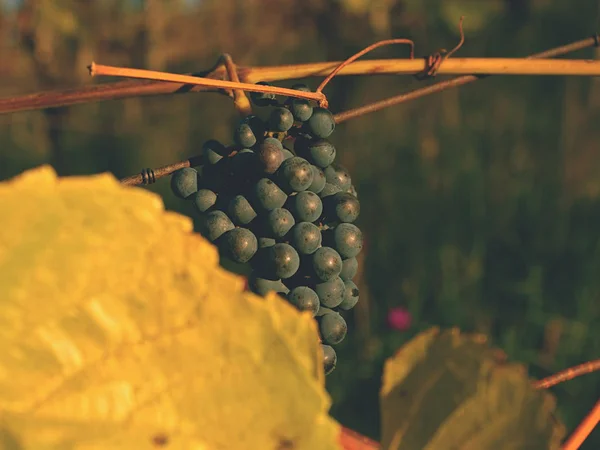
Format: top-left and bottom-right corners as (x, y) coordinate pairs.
(0, 166), (341, 450)
(380, 328), (565, 450)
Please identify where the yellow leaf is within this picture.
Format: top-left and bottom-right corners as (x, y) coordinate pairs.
(0, 166), (341, 450)
(380, 328), (565, 450)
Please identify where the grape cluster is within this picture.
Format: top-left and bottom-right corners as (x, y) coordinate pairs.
(170, 82), (362, 375)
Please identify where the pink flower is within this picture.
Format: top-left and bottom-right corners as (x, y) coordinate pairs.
(387, 307), (412, 331)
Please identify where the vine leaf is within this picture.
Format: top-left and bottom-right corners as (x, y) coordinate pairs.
(0, 166), (341, 450)
(380, 328), (566, 450)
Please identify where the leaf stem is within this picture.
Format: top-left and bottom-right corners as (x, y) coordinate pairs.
(561, 399), (600, 450)
(533, 359), (600, 389)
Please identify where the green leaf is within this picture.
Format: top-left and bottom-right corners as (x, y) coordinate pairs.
(0, 166), (341, 450)
(380, 328), (565, 450)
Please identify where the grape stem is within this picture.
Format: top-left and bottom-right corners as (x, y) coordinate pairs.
(219, 53), (253, 117)
(0, 35), (597, 116)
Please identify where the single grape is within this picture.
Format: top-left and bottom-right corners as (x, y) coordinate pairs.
(171, 167), (199, 199)
(316, 306), (335, 317)
(233, 121), (257, 148)
(251, 178), (287, 211)
(312, 247), (342, 282)
(228, 195), (257, 225)
(305, 139), (336, 168)
(324, 164), (351, 191)
(288, 222), (322, 255)
(263, 208), (295, 238)
(322, 344), (337, 375)
(267, 243), (300, 279)
(288, 191), (323, 223)
(339, 257), (358, 281)
(230, 149), (258, 178)
(338, 280), (359, 310)
(199, 159), (227, 192)
(276, 157), (314, 193)
(202, 210), (234, 242)
(282, 149), (294, 160)
(314, 276), (345, 308)
(287, 286), (320, 316)
(250, 81), (277, 106)
(291, 83), (312, 92)
(249, 274), (289, 296)
(307, 166), (326, 194)
(256, 137), (284, 174)
(290, 99), (313, 122)
(258, 237), (276, 248)
(347, 184), (358, 198)
(318, 311), (347, 345)
(319, 183), (342, 199)
(307, 107), (335, 138)
(202, 139), (227, 165)
(193, 189), (217, 213)
(328, 223), (363, 258)
(269, 107), (294, 132)
(219, 228), (258, 263)
(323, 192), (360, 223)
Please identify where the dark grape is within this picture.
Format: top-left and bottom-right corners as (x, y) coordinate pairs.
(307, 166), (326, 194)
(263, 208), (295, 238)
(251, 178), (287, 211)
(267, 243), (300, 279)
(291, 83), (311, 92)
(312, 247), (342, 282)
(171, 167), (199, 199)
(339, 257), (358, 281)
(276, 157), (314, 193)
(287, 191), (323, 223)
(328, 223), (363, 258)
(230, 149), (257, 178)
(314, 276), (345, 308)
(303, 139), (336, 168)
(203, 139), (227, 165)
(316, 306), (335, 317)
(324, 164), (351, 191)
(249, 274), (289, 296)
(288, 222), (322, 255)
(287, 286), (320, 316)
(250, 82), (277, 106)
(319, 183), (342, 199)
(338, 280), (359, 310)
(269, 107), (294, 132)
(228, 195), (257, 225)
(290, 99), (313, 122)
(318, 311), (347, 345)
(258, 237), (276, 248)
(193, 189), (217, 213)
(322, 344), (337, 375)
(347, 184), (358, 198)
(198, 161), (226, 192)
(218, 228), (258, 263)
(282, 149), (294, 160)
(233, 122), (257, 148)
(323, 192), (360, 223)
(202, 210), (234, 241)
(307, 107), (335, 138)
(256, 138), (284, 174)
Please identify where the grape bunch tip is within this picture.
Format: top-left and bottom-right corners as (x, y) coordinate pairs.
(170, 81), (362, 375)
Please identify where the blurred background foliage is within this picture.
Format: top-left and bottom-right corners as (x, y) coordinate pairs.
(1, 0), (599, 447)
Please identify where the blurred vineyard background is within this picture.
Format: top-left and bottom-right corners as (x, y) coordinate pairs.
(1, 0), (599, 447)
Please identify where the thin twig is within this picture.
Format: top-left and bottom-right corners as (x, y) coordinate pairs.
(316, 38), (415, 101)
(533, 359), (600, 389)
(561, 399), (600, 450)
(334, 34), (600, 123)
(0, 35), (598, 116)
(89, 62), (328, 106)
(220, 53), (253, 117)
